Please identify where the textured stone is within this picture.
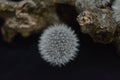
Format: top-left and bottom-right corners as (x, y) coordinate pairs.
(77, 8), (116, 44)
(0, 0), (61, 42)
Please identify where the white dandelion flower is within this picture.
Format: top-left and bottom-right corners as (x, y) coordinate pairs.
(38, 24), (79, 67)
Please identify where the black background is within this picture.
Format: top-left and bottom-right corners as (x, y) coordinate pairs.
(1, 1), (120, 80)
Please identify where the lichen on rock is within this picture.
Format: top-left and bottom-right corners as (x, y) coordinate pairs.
(75, 0), (117, 44)
(76, 8), (116, 44)
(0, 0), (61, 42)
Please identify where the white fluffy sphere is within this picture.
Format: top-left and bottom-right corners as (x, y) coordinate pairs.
(38, 24), (79, 67)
